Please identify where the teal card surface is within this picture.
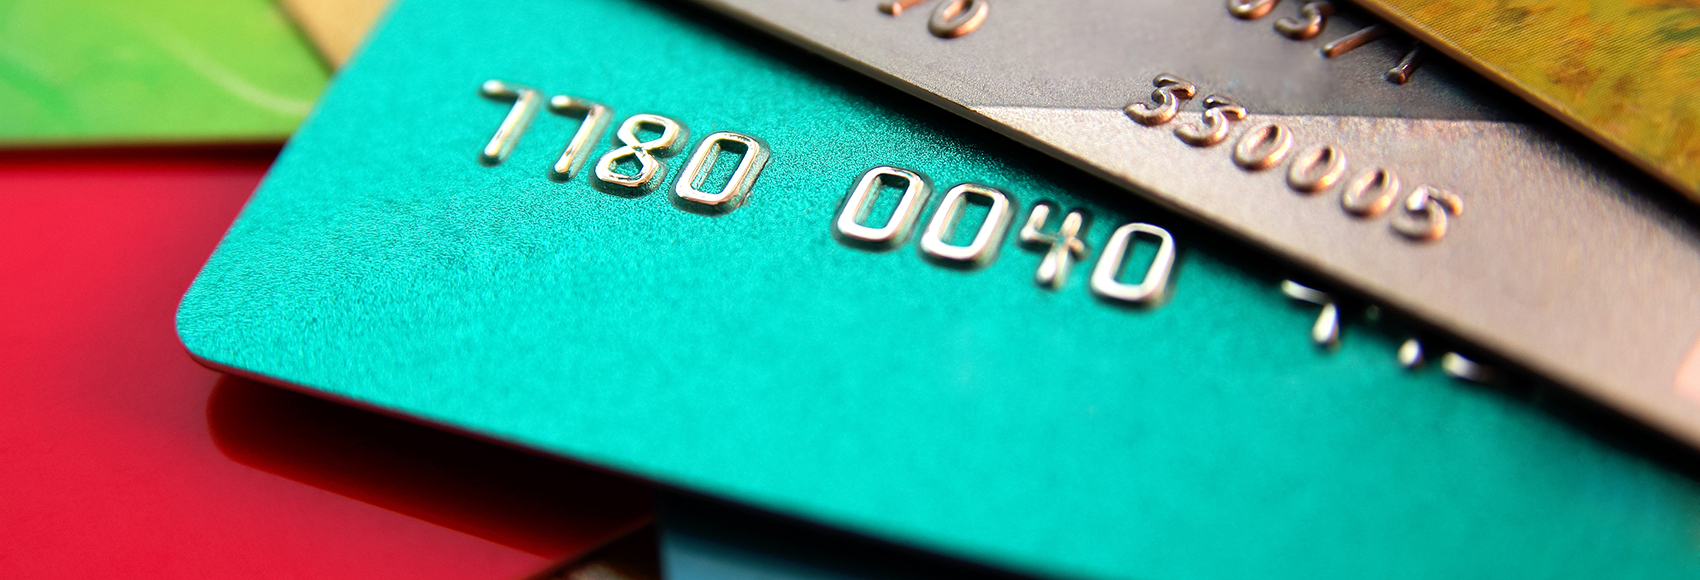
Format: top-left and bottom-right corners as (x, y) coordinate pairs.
(178, 0), (1700, 578)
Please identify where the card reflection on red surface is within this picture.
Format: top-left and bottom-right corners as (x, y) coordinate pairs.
(0, 148), (652, 579)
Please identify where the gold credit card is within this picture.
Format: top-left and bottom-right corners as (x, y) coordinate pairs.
(278, 0), (392, 67)
(1348, 0), (1700, 202)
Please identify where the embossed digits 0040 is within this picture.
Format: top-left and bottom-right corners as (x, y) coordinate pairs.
(832, 166), (1178, 305)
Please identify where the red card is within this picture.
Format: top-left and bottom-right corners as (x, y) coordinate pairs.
(0, 148), (653, 578)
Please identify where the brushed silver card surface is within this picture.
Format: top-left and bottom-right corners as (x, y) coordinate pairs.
(686, 0), (1700, 448)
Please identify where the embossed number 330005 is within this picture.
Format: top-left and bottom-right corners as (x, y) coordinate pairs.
(1124, 74), (1464, 242)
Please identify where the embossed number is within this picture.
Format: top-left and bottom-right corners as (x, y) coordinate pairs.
(1018, 202), (1091, 289)
(1392, 185), (1463, 241)
(1090, 223), (1175, 305)
(834, 166), (934, 249)
(1232, 123), (1294, 170)
(593, 114), (688, 192)
(477, 80), (543, 165)
(672, 132), (771, 213)
(1175, 94), (1247, 147)
(545, 95), (612, 182)
(1125, 74), (1198, 126)
(879, 0), (988, 38)
(1227, 0), (1280, 19)
(919, 183), (1016, 268)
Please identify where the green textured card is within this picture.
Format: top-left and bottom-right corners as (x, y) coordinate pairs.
(177, 0), (1700, 578)
(0, 0), (327, 145)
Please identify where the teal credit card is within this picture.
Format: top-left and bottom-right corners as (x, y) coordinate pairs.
(177, 0), (1700, 578)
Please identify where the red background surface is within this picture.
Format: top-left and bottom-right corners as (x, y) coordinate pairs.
(0, 148), (653, 578)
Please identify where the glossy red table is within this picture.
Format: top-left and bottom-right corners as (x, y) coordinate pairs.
(0, 148), (652, 578)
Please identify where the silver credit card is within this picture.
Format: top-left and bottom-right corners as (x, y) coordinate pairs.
(687, 0), (1700, 446)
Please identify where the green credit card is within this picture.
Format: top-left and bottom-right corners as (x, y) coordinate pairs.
(177, 0), (1700, 578)
(0, 0), (327, 145)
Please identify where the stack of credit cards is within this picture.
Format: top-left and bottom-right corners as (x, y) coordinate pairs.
(168, 0), (1700, 577)
(0, 1), (656, 578)
(12, 0), (1663, 576)
(692, 0), (1700, 446)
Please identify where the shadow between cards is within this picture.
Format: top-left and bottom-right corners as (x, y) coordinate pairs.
(204, 375), (654, 559)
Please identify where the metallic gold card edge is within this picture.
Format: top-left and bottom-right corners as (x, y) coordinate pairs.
(279, 0), (391, 67)
(1346, 1), (1700, 205)
(1678, 336), (1700, 405)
